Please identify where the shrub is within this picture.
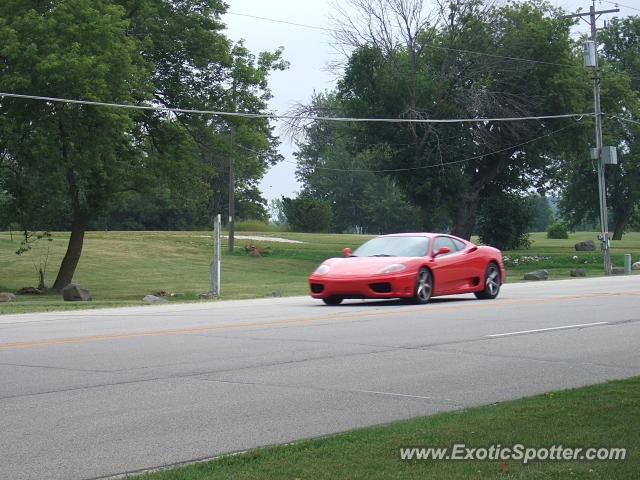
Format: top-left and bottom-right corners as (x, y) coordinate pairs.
(477, 192), (533, 250)
(281, 196), (333, 232)
(546, 222), (569, 239)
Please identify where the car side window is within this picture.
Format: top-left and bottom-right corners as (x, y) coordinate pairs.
(432, 236), (455, 256)
(451, 238), (466, 251)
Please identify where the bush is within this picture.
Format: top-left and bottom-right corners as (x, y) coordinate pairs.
(546, 222), (569, 239)
(281, 196), (333, 232)
(477, 192), (533, 250)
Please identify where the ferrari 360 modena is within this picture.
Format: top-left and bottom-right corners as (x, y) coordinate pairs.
(308, 233), (505, 305)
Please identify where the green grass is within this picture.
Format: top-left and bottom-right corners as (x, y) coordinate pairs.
(128, 377), (639, 480)
(1, 230), (639, 314)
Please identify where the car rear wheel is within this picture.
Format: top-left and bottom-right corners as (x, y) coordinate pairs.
(322, 296), (343, 305)
(474, 262), (500, 299)
(413, 267), (432, 304)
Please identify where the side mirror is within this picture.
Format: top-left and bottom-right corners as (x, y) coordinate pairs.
(342, 247), (352, 257)
(433, 246), (451, 257)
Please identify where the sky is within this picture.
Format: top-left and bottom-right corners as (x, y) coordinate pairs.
(223, 0), (640, 204)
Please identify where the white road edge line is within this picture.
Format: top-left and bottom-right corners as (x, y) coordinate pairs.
(487, 321), (609, 338)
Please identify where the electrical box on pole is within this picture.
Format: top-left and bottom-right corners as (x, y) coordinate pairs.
(583, 41), (597, 67)
(602, 146), (617, 165)
(591, 146), (618, 164)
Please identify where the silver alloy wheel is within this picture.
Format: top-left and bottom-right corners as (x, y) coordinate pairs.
(414, 268), (432, 304)
(486, 265), (500, 296)
(475, 262), (501, 299)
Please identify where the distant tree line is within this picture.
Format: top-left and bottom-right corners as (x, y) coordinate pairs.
(284, 0), (640, 249)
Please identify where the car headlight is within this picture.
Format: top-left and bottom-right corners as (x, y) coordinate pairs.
(314, 264), (331, 275)
(376, 263), (407, 274)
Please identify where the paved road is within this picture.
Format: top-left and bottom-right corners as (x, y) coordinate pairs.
(1, 276), (639, 479)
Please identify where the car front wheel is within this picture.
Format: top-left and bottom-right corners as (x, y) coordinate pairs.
(413, 267), (433, 304)
(475, 262), (501, 299)
(322, 296), (343, 305)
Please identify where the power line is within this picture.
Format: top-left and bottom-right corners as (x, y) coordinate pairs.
(290, 120), (587, 173)
(0, 92), (593, 124)
(227, 12), (327, 31)
(599, 1), (640, 13)
(607, 114), (640, 126)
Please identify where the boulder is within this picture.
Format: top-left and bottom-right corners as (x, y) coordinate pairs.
(575, 240), (596, 251)
(198, 292), (217, 299)
(62, 284), (92, 302)
(0, 292), (16, 302)
(632, 261), (640, 271)
(143, 294), (167, 303)
(17, 286), (44, 295)
(611, 267), (625, 275)
(524, 269), (549, 281)
(570, 268), (587, 277)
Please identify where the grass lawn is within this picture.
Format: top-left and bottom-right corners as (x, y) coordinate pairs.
(126, 377), (639, 480)
(1, 230), (639, 314)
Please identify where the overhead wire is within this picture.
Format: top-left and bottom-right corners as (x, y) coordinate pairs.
(286, 119), (588, 173)
(0, 92), (593, 124)
(599, 1), (640, 13)
(607, 114), (640, 126)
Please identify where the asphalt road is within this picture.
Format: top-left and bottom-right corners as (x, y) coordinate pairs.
(1, 275), (639, 479)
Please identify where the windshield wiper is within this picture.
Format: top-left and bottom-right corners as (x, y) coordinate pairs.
(371, 254), (393, 257)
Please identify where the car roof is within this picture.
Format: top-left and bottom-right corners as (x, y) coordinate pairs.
(377, 233), (435, 238)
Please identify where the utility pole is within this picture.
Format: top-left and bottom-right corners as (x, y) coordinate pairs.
(563, 2), (618, 275)
(228, 124), (236, 253)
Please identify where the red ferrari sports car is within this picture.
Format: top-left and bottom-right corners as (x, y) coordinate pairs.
(309, 233), (505, 305)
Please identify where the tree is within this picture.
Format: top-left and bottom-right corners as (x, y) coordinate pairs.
(281, 196), (334, 233)
(558, 16), (640, 240)
(0, 0), (154, 289)
(477, 191), (534, 250)
(294, 93), (420, 234)
(528, 195), (554, 232)
(0, 0), (286, 288)
(330, 0), (588, 239)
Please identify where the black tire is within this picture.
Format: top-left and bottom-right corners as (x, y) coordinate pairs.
(413, 267), (433, 304)
(474, 262), (501, 300)
(322, 296), (343, 305)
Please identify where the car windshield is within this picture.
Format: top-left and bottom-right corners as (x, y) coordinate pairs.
(352, 236), (429, 257)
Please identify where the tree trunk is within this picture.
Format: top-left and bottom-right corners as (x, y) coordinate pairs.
(611, 205), (632, 241)
(53, 212), (89, 290)
(450, 191), (480, 240)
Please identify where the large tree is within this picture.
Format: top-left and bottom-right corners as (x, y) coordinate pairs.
(294, 93), (420, 234)
(0, 0), (286, 289)
(328, 0), (588, 239)
(0, 0), (155, 289)
(558, 16), (640, 240)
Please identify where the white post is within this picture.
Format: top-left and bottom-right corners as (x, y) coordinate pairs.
(210, 214), (221, 296)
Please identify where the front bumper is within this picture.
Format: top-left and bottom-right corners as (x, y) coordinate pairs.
(308, 272), (416, 299)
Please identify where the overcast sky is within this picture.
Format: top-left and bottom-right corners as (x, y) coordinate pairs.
(223, 0), (639, 204)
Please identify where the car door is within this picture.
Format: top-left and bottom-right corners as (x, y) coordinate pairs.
(431, 236), (469, 294)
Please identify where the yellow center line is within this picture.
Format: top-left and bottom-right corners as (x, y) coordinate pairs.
(2, 290), (639, 350)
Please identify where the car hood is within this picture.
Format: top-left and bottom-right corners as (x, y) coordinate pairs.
(313, 256), (418, 277)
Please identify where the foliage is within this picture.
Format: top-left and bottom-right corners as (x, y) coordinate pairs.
(558, 16), (640, 240)
(268, 198), (288, 226)
(0, 0), (285, 287)
(330, 0), (587, 240)
(528, 195), (554, 232)
(281, 196), (334, 233)
(547, 222), (569, 239)
(294, 93), (421, 234)
(477, 192), (533, 250)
